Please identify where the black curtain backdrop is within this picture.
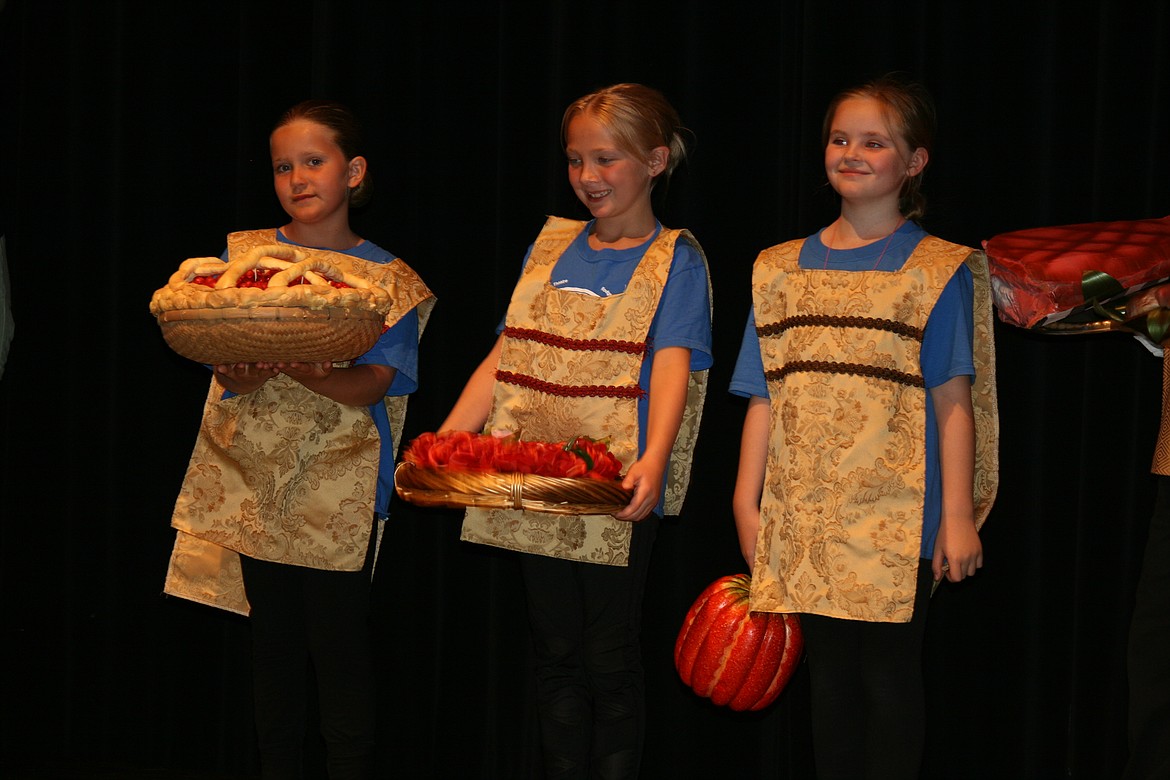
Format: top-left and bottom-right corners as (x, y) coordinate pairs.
(2, 1), (1167, 778)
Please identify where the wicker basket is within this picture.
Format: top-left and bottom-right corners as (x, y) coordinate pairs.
(157, 306), (384, 364)
(394, 462), (633, 515)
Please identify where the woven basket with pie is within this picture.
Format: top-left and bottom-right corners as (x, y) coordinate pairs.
(394, 431), (634, 516)
(149, 244), (395, 365)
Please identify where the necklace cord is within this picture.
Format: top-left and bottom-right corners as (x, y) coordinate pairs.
(822, 220), (905, 270)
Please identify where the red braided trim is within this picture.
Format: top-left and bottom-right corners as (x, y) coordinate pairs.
(766, 360), (925, 388)
(757, 315), (924, 342)
(503, 326), (648, 356)
(496, 370), (647, 399)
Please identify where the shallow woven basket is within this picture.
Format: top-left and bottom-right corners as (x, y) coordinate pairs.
(157, 306), (384, 364)
(394, 462), (632, 515)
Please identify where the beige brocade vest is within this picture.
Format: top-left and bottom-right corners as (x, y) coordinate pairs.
(750, 236), (999, 622)
(163, 229), (435, 615)
(459, 216), (710, 566)
(1154, 352), (1170, 476)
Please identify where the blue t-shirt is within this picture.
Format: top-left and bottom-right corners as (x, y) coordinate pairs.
(729, 223), (974, 557)
(501, 221), (713, 513)
(222, 230), (421, 517)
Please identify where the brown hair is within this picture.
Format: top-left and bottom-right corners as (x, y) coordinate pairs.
(560, 83), (688, 186)
(822, 74), (936, 221)
(274, 99), (372, 207)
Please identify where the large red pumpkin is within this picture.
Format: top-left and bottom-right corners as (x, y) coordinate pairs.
(674, 573), (803, 712)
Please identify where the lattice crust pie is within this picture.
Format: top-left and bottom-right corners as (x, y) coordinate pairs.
(150, 244), (392, 314)
(150, 244), (396, 364)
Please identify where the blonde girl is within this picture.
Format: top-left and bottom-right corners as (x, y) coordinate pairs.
(442, 83), (712, 777)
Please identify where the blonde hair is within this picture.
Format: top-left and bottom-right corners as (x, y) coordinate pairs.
(561, 83), (688, 184)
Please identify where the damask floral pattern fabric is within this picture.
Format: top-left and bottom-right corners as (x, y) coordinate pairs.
(750, 237), (998, 622)
(460, 216), (709, 565)
(163, 229), (435, 614)
(1155, 355), (1170, 476)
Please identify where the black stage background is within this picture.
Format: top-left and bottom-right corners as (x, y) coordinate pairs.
(2, 1), (1167, 778)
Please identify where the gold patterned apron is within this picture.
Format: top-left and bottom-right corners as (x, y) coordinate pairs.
(164, 229), (435, 615)
(750, 236), (998, 622)
(1154, 352), (1170, 476)
(460, 216), (709, 565)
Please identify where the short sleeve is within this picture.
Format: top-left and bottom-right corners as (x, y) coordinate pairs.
(648, 239), (713, 371)
(354, 308), (421, 397)
(729, 306), (768, 398)
(921, 264), (975, 389)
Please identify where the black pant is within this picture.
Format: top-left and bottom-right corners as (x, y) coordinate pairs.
(800, 560), (934, 780)
(238, 524), (378, 780)
(1125, 475), (1170, 779)
(520, 516), (659, 780)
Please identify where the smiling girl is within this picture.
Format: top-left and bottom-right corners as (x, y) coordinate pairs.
(730, 75), (999, 778)
(441, 83), (712, 777)
(164, 99), (434, 779)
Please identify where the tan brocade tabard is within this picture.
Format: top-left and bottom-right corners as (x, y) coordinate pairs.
(1154, 352), (1170, 476)
(164, 229), (435, 615)
(460, 216), (709, 566)
(750, 236), (999, 623)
